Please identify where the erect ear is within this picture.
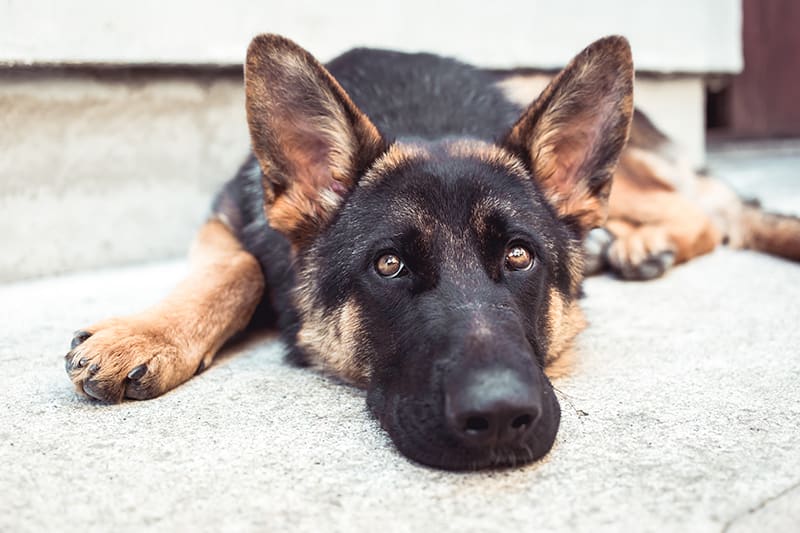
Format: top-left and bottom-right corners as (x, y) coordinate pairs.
(502, 36), (634, 235)
(245, 34), (386, 247)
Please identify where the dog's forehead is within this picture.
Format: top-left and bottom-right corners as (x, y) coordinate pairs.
(362, 139), (529, 186)
(358, 139), (542, 229)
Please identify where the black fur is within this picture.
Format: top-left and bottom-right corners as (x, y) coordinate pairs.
(215, 49), (531, 355)
(216, 47), (588, 470)
(326, 48), (522, 141)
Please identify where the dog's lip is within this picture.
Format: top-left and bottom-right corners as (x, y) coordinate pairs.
(390, 430), (542, 471)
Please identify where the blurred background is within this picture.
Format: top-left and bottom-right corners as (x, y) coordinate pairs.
(1, 0), (797, 282)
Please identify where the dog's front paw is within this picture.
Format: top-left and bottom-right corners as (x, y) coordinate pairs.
(606, 226), (676, 280)
(65, 318), (191, 403)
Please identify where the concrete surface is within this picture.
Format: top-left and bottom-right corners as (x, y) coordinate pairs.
(1, 149), (799, 532)
(1, 0), (741, 72)
(707, 139), (800, 216)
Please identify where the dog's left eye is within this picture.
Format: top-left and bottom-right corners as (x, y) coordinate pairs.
(505, 244), (534, 271)
(375, 253), (406, 278)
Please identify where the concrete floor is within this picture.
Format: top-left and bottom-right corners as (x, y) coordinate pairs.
(1, 147), (799, 532)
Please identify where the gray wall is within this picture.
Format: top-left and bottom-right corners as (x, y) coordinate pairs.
(0, 1), (743, 281)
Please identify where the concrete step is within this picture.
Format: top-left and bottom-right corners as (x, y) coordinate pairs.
(1, 66), (711, 283)
(1, 67), (248, 282)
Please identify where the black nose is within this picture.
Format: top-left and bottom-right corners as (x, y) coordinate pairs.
(445, 366), (542, 448)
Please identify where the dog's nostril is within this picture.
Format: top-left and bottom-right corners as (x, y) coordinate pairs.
(464, 416), (490, 432)
(511, 414), (532, 429)
(445, 366), (546, 447)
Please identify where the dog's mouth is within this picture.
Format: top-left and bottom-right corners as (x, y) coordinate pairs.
(370, 376), (561, 471)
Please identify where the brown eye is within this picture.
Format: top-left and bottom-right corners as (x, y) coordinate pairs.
(505, 245), (534, 271)
(375, 253), (405, 278)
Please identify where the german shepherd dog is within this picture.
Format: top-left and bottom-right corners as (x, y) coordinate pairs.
(65, 35), (800, 470)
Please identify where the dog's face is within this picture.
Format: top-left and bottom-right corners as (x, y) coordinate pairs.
(244, 35), (633, 469)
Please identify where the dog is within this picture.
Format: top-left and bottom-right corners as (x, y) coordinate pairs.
(64, 34), (800, 470)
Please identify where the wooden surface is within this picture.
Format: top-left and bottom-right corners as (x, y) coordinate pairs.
(725, 0), (800, 137)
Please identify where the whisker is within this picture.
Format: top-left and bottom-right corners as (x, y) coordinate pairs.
(552, 385), (589, 417)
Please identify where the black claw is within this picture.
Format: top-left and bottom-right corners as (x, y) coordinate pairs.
(195, 360), (206, 375)
(88, 363), (100, 375)
(82, 379), (117, 403)
(127, 364), (147, 380)
(71, 330), (92, 349)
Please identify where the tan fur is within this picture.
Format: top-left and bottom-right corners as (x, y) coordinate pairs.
(443, 139), (529, 180)
(565, 241), (587, 296)
(361, 143), (429, 186)
(245, 34), (385, 247)
(503, 37), (634, 233)
(498, 71), (760, 271)
(739, 207), (800, 261)
(294, 282), (371, 386)
(544, 287), (587, 379)
(608, 154), (723, 268)
(611, 146), (800, 264)
(66, 219), (265, 402)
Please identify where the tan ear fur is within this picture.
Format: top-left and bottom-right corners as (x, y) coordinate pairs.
(245, 34), (386, 246)
(503, 36), (634, 233)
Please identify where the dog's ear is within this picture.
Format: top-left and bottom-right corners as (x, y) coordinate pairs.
(502, 36), (634, 234)
(245, 34), (386, 247)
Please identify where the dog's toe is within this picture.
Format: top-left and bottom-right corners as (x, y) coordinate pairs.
(125, 381), (158, 401)
(620, 250), (676, 280)
(127, 364), (147, 380)
(607, 226), (677, 281)
(81, 375), (123, 403)
(125, 363), (166, 400)
(70, 330), (92, 349)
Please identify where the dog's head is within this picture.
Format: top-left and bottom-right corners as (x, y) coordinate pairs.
(244, 35), (633, 470)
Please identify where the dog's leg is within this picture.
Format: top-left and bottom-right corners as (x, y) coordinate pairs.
(65, 218), (265, 402)
(604, 187), (722, 280)
(691, 175), (800, 261)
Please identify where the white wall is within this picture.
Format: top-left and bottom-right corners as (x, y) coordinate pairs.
(2, 0), (742, 72)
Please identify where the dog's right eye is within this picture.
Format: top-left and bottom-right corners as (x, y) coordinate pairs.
(375, 253), (406, 278)
(505, 244), (535, 271)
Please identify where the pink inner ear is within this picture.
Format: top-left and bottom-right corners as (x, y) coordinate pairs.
(528, 101), (622, 231)
(281, 117), (337, 192)
(329, 180), (348, 195)
(560, 119), (604, 189)
(539, 99), (613, 194)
